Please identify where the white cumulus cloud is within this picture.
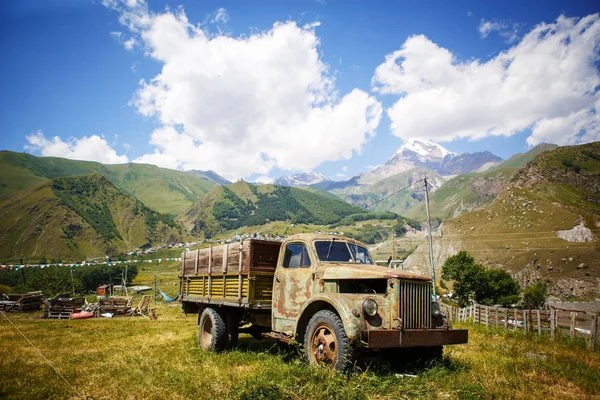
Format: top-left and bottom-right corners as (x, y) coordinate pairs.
(372, 14), (600, 147)
(25, 131), (129, 164)
(104, 1), (381, 180)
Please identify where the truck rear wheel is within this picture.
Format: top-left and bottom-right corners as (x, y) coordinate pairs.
(304, 310), (352, 371)
(199, 308), (227, 352)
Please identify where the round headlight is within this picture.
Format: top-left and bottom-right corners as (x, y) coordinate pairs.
(362, 299), (378, 317)
(432, 301), (441, 317)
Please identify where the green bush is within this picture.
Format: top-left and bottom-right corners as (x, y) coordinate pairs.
(523, 282), (548, 308)
(441, 251), (521, 307)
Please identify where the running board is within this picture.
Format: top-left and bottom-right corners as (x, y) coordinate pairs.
(262, 331), (293, 344)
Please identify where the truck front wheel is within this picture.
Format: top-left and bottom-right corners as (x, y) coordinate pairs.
(199, 308), (227, 352)
(304, 310), (352, 371)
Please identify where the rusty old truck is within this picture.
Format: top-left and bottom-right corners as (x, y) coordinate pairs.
(180, 233), (467, 370)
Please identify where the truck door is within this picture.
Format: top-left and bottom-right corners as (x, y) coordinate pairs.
(272, 241), (313, 334)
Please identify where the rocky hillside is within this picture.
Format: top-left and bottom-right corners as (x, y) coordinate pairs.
(404, 142), (600, 299)
(180, 181), (365, 238)
(0, 151), (215, 215)
(0, 174), (181, 261)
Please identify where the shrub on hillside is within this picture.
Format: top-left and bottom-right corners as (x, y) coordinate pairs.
(442, 251), (521, 307)
(523, 282), (547, 308)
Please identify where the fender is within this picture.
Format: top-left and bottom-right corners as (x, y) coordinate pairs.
(296, 293), (363, 340)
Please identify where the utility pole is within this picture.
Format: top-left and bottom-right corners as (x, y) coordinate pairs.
(70, 265), (75, 295)
(124, 265), (128, 296)
(391, 230), (395, 263)
(424, 175), (436, 297)
(153, 275), (157, 305)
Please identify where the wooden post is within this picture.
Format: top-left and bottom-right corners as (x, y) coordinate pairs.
(485, 306), (489, 327)
(589, 316), (597, 350)
(180, 252), (185, 299)
(524, 310), (528, 334)
(537, 310), (541, 335)
(504, 308), (508, 329)
(222, 244), (228, 299)
(550, 309), (555, 339)
(223, 244), (229, 273)
(207, 245), (213, 300)
(514, 308), (518, 330)
(570, 312), (576, 337)
(238, 241), (244, 303)
(153, 274), (157, 305)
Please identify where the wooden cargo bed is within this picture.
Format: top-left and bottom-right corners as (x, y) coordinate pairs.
(180, 239), (281, 309)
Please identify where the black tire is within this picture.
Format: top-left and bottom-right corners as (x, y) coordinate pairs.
(304, 310), (352, 372)
(225, 311), (240, 349)
(198, 307), (227, 352)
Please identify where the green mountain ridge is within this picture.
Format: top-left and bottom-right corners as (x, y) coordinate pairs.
(0, 151), (215, 215)
(180, 181), (366, 238)
(0, 174), (182, 262)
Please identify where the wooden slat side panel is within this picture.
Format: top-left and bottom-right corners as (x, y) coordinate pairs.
(250, 241), (281, 272)
(186, 275), (251, 303)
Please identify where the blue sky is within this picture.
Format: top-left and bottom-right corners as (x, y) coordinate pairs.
(1, 0), (599, 181)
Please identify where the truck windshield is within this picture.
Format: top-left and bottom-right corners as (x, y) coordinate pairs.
(348, 243), (374, 265)
(314, 240), (374, 264)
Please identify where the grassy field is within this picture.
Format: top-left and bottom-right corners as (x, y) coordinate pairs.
(1, 312), (599, 400)
(1, 256), (599, 399)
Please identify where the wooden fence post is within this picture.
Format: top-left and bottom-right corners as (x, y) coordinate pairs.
(589, 316), (597, 350)
(514, 308), (518, 330)
(570, 312), (576, 338)
(504, 308), (508, 329)
(537, 310), (541, 335)
(495, 308), (499, 328)
(550, 309), (555, 339)
(524, 310), (529, 334)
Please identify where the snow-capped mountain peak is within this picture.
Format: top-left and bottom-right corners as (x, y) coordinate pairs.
(274, 172), (331, 187)
(394, 138), (457, 162)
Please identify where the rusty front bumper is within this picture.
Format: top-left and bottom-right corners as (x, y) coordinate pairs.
(364, 328), (468, 348)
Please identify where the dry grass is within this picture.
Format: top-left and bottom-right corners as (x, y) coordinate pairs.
(1, 260), (599, 399)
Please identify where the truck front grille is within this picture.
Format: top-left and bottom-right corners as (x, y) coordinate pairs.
(399, 280), (431, 329)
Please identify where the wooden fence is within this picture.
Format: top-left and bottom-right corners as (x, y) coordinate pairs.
(441, 303), (599, 350)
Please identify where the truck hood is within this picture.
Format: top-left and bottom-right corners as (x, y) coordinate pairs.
(319, 264), (430, 281)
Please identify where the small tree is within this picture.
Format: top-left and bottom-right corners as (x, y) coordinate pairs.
(442, 251), (521, 307)
(523, 282), (547, 308)
(441, 251), (484, 307)
(478, 269), (521, 307)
